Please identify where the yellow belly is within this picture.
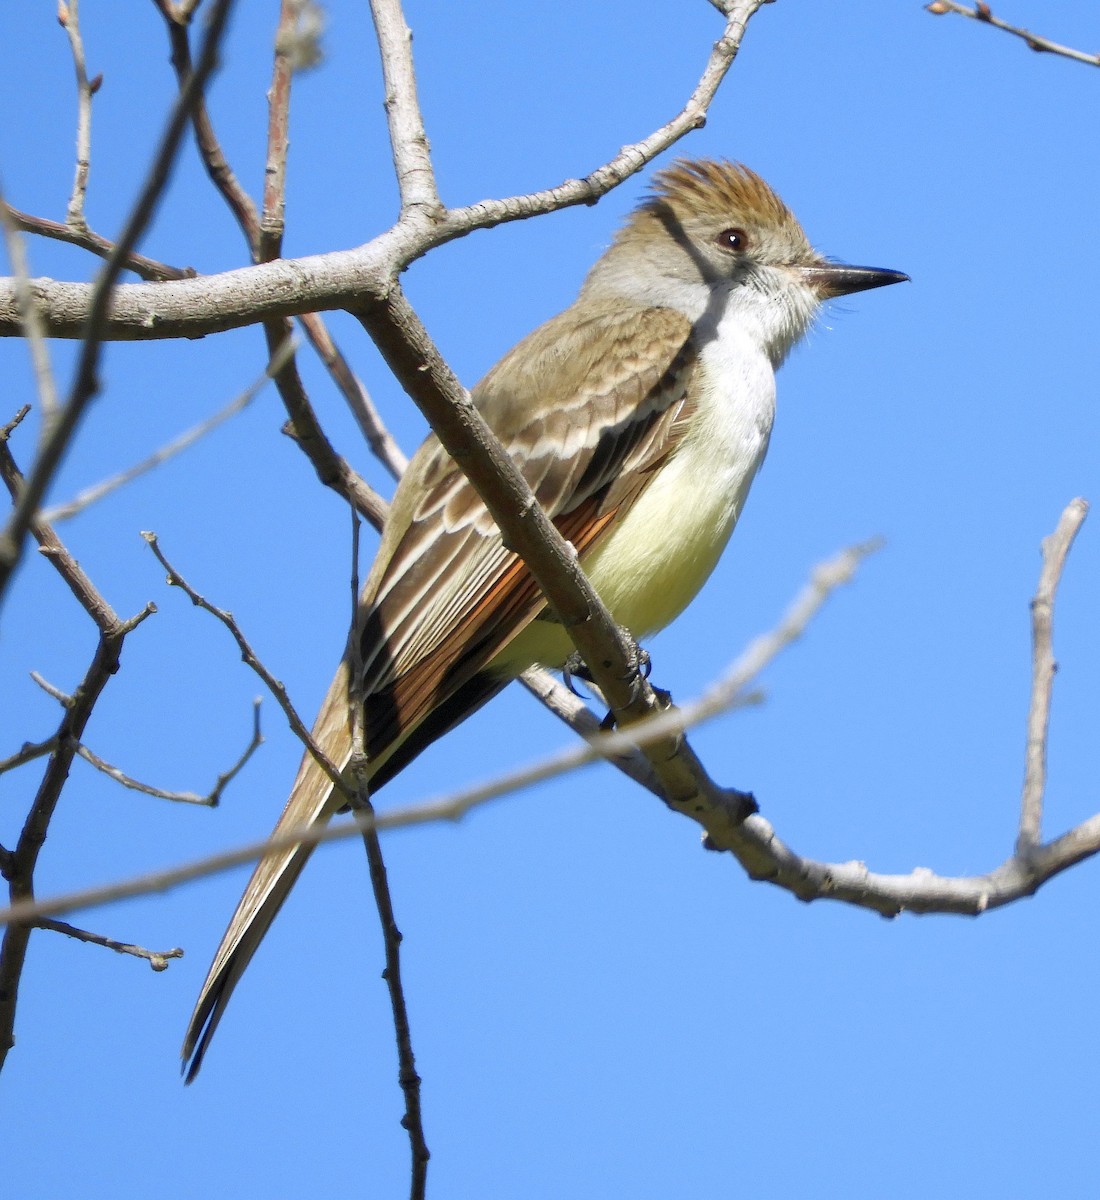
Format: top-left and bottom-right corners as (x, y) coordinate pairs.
(493, 399), (769, 672)
(493, 319), (777, 673)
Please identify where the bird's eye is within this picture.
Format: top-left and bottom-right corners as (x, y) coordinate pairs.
(716, 228), (748, 252)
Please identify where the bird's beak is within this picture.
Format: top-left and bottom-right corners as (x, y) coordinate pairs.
(799, 262), (910, 299)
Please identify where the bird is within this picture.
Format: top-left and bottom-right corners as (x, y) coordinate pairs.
(182, 159), (907, 1079)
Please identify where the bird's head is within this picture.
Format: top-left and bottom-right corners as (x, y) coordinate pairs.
(584, 159), (907, 365)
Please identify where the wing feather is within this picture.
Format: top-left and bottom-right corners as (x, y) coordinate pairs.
(183, 301), (697, 1079)
(358, 303), (697, 715)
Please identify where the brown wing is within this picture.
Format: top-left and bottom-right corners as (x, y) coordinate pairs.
(357, 301), (698, 770)
(182, 301), (697, 1080)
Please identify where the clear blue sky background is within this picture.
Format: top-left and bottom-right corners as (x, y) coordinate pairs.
(2, 2), (1098, 1196)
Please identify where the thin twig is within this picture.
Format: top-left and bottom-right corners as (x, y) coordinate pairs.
(256, 3), (391, 522)
(369, 0), (441, 216)
(0, 439), (157, 1070)
(153, 0), (393, 520)
(260, 0), (295, 263)
(358, 800), (430, 1195)
(29, 672), (74, 707)
(77, 697), (263, 807)
(58, 0), (97, 229)
(297, 313), (408, 480)
(440, 0), (770, 246)
(926, 2), (1100, 67)
(2, 203), (194, 281)
(0, 192), (60, 419)
(344, 498), (430, 1196)
(155, 0), (261, 244)
(142, 532), (352, 801)
(518, 667), (665, 799)
(1016, 499), (1089, 853)
(0, 737), (59, 777)
(41, 336), (297, 524)
(164, 0), (400, 483)
(281, 408), (389, 529)
(35, 917), (183, 971)
(0, 538), (875, 925)
(0, 406), (30, 441)
(0, 0), (238, 608)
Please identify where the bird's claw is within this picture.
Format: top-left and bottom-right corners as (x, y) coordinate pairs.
(563, 628), (665, 726)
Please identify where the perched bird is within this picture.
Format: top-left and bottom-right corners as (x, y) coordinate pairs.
(182, 160), (906, 1079)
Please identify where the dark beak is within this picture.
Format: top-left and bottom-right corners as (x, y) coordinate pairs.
(799, 262), (910, 299)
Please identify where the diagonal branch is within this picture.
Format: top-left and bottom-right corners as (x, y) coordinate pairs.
(926, 2), (1100, 68)
(77, 697), (263, 808)
(154, 0), (261, 241)
(0, 736), (59, 777)
(441, 0), (770, 237)
(41, 337), (296, 524)
(141, 532), (353, 801)
(0, 0), (238, 609)
(1, 204), (195, 281)
(2, 503), (1096, 931)
(152, 0), (393, 518)
(35, 918), (183, 971)
(0, 539), (879, 928)
(355, 283), (755, 834)
(0, 433), (157, 1071)
(259, 0), (295, 262)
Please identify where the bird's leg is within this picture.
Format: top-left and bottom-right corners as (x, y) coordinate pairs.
(562, 628), (670, 728)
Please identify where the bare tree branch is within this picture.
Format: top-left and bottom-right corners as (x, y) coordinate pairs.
(1, 499), (1093, 932)
(29, 671), (75, 707)
(0, 538), (872, 927)
(0, 736), (59, 777)
(154, 0), (261, 243)
(297, 314), (408, 480)
(35, 917), (183, 972)
(260, 0), (295, 263)
(0, 201), (60, 420)
(0, 1), (769, 344)
(141, 531), (352, 802)
(151, 0), (392, 524)
(40, 337), (296, 524)
(58, 0), (97, 230)
(77, 697), (263, 808)
(0, 432), (157, 1070)
(1017, 498), (1088, 853)
(343, 503), (430, 1198)
(370, 0), (441, 217)
(0, 0), (238, 609)
(926, 2), (1100, 67)
(0, 203), (195, 281)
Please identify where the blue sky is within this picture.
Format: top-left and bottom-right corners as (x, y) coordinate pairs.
(2, 1), (1099, 1196)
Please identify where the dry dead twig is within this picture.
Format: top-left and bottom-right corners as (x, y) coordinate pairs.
(927, 2), (1100, 68)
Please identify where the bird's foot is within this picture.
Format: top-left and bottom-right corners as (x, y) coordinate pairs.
(562, 629), (667, 729)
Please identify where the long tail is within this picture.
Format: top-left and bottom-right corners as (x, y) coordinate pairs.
(181, 660), (353, 1083)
